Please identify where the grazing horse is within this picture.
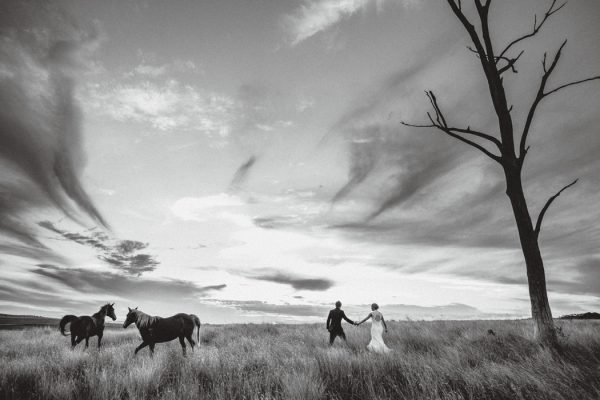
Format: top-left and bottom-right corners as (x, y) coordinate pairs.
(59, 303), (116, 349)
(123, 307), (200, 356)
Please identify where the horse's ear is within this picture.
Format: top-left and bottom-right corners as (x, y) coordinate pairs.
(135, 306), (138, 310)
(128, 307), (132, 312)
(111, 303), (115, 306)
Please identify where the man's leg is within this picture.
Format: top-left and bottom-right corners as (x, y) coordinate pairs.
(339, 330), (347, 341)
(329, 330), (336, 345)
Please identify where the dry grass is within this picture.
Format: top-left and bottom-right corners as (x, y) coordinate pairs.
(0, 320), (599, 400)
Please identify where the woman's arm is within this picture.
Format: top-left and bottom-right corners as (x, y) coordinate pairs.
(357, 312), (372, 325)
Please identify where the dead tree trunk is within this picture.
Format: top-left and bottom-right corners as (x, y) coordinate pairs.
(504, 163), (557, 345)
(403, 0), (599, 348)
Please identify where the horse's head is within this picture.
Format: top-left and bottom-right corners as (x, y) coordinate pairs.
(123, 307), (138, 329)
(104, 303), (117, 321)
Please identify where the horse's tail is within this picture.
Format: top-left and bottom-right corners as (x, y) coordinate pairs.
(190, 314), (201, 343)
(59, 315), (79, 336)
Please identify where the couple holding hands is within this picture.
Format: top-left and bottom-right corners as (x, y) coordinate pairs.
(326, 301), (391, 353)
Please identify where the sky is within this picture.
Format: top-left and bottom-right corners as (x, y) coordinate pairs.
(1, 0), (599, 324)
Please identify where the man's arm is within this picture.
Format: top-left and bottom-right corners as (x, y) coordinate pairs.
(326, 311), (332, 330)
(341, 311), (355, 325)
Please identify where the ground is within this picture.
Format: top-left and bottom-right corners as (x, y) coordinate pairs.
(0, 320), (599, 400)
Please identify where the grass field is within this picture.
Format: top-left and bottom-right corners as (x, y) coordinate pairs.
(0, 319), (599, 400)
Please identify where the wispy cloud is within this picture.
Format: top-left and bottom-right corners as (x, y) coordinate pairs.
(39, 221), (160, 276)
(0, 0), (108, 250)
(84, 79), (235, 134)
(285, 0), (373, 45)
(284, 0), (414, 45)
(229, 156), (258, 192)
(16, 264), (227, 312)
(249, 270), (334, 291)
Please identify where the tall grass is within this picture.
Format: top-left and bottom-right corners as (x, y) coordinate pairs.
(0, 320), (599, 399)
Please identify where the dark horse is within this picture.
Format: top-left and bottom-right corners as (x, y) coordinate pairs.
(123, 307), (200, 356)
(59, 303), (116, 349)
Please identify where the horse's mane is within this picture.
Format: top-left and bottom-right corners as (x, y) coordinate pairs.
(93, 303), (111, 318)
(133, 310), (160, 329)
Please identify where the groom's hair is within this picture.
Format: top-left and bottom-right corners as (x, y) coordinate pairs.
(335, 301), (342, 308)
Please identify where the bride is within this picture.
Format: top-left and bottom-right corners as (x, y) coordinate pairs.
(357, 303), (391, 353)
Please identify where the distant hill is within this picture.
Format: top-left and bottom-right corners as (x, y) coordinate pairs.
(0, 313), (121, 330)
(0, 313), (60, 329)
(559, 312), (600, 320)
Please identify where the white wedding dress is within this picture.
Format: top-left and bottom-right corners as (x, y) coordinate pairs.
(367, 311), (391, 353)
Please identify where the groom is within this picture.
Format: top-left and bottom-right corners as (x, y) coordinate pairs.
(326, 301), (356, 345)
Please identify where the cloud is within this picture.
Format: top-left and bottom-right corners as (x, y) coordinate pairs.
(285, 0), (373, 45)
(209, 299), (329, 317)
(208, 299), (511, 320)
(0, 0), (108, 249)
(132, 59), (201, 77)
(39, 221), (160, 275)
(31, 264), (226, 301)
(171, 193), (253, 227)
(250, 271), (334, 291)
(229, 156), (258, 192)
(284, 0), (417, 45)
(0, 243), (68, 265)
(84, 79), (236, 135)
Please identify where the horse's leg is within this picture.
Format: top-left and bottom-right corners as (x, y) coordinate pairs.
(179, 336), (187, 356)
(134, 341), (148, 355)
(149, 343), (155, 357)
(71, 334), (76, 348)
(185, 334), (195, 351)
(97, 333), (103, 349)
(85, 335), (90, 349)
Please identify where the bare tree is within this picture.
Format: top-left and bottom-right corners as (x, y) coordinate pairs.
(404, 0), (599, 348)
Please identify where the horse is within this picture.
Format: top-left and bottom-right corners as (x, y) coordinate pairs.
(123, 307), (200, 356)
(59, 303), (116, 349)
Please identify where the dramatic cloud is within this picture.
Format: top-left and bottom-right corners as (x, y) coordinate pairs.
(0, 0), (108, 258)
(250, 271), (334, 291)
(0, 182), (47, 249)
(4, 264), (226, 314)
(31, 264), (225, 298)
(39, 221), (160, 275)
(0, 1), (108, 231)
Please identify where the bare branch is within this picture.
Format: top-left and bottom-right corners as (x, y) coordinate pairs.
(534, 179), (578, 238)
(544, 75), (600, 97)
(497, 50), (524, 75)
(475, 0), (495, 66)
(498, 0), (567, 61)
(446, 0), (489, 63)
(519, 39), (567, 162)
(402, 91), (502, 163)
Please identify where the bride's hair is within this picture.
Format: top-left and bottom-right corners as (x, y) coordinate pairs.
(371, 303), (379, 310)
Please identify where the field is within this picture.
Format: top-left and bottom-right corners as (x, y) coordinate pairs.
(1, 320), (599, 400)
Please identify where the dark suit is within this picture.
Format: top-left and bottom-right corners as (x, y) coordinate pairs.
(326, 308), (354, 344)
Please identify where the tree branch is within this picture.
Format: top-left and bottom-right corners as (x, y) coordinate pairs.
(518, 39), (567, 162)
(544, 75), (600, 97)
(446, 0), (490, 63)
(497, 50), (524, 75)
(534, 179), (578, 239)
(402, 91), (502, 163)
(498, 0), (566, 61)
